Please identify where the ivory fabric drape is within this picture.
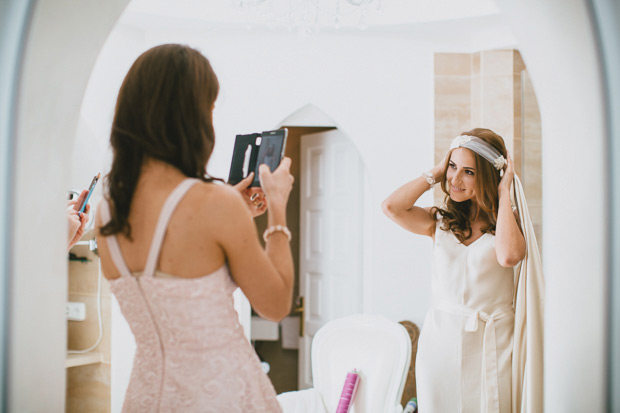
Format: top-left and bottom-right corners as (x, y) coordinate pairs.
(511, 175), (545, 412)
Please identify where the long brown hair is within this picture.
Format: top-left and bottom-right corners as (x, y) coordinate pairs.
(432, 128), (507, 242)
(100, 44), (220, 239)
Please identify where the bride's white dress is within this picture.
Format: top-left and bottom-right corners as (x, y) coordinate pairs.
(416, 220), (515, 412)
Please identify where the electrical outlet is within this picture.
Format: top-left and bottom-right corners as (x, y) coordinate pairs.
(66, 302), (86, 321)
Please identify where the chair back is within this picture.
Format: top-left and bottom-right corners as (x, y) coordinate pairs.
(311, 314), (412, 413)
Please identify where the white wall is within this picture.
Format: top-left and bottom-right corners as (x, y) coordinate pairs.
(9, 1), (130, 410)
(497, 1), (607, 411)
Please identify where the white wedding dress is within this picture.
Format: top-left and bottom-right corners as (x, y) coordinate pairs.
(416, 220), (515, 412)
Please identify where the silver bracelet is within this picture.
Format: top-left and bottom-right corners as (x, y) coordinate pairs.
(422, 171), (436, 187)
(263, 225), (292, 242)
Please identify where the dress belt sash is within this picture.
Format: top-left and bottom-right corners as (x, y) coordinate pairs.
(432, 298), (514, 413)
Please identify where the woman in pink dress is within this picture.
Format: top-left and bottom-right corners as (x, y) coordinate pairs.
(95, 44), (293, 412)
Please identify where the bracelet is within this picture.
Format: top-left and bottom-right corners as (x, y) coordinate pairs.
(422, 171), (436, 187)
(263, 225), (292, 242)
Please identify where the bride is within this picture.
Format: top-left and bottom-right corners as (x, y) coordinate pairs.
(382, 128), (543, 412)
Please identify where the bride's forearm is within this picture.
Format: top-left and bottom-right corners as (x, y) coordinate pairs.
(382, 175), (432, 215)
(495, 191), (525, 267)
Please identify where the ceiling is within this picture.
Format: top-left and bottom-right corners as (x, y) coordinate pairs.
(122, 0), (501, 31)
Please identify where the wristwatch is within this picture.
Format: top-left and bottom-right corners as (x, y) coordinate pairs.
(422, 171), (436, 187)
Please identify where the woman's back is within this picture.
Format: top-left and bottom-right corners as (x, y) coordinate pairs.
(97, 44), (294, 412)
(97, 168), (282, 412)
(100, 162), (226, 280)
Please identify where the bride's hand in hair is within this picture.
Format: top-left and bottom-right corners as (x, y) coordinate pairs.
(429, 151), (450, 182)
(233, 172), (267, 217)
(498, 153), (514, 196)
(259, 157), (294, 210)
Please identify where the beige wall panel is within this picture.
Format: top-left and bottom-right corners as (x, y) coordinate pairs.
(513, 74), (523, 139)
(523, 143), (542, 192)
(513, 136), (523, 176)
(66, 364), (111, 413)
(470, 74), (482, 126)
(434, 53), (471, 76)
(481, 74), (515, 151)
(435, 75), (471, 96)
(472, 52), (481, 76)
(67, 293), (111, 362)
(513, 50), (526, 73)
(68, 242), (110, 297)
(435, 76), (471, 140)
(481, 49), (515, 75)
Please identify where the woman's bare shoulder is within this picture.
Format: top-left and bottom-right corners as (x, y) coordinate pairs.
(186, 181), (247, 218)
(190, 181), (242, 201)
(183, 182), (255, 249)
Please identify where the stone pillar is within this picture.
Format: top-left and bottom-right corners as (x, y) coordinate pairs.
(433, 50), (542, 244)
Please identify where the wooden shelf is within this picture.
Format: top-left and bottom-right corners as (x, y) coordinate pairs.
(66, 351), (103, 368)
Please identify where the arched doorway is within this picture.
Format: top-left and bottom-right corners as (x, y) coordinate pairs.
(251, 105), (367, 392)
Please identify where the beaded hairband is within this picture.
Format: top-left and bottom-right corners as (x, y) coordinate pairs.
(450, 135), (506, 170)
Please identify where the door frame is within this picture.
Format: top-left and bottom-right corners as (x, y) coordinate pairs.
(0, 1), (36, 409)
(589, 0), (620, 407)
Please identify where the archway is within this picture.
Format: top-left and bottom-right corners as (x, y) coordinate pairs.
(250, 104), (368, 392)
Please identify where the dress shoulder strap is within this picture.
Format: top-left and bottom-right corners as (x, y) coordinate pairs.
(143, 178), (200, 277)
(434, 213), (444, 232)
(99, 200), (133, 278)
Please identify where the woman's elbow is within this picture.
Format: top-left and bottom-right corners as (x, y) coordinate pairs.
(273, 300), (292, 322)
(497, 251), (525, 268)
(260, 297), (292, 322)
(382, 199), (396, 218)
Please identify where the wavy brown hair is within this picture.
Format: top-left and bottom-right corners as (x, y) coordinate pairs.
(99, 44), (220, 239)
(431, 128), (507, 243)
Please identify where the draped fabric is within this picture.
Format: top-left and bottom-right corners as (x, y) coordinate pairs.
(511, 175), (545, 412)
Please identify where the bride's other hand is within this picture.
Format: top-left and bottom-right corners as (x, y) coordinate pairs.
(234, 172), (267, 217)
(429, 150), (450, 182)
(498, 153), (514, 196)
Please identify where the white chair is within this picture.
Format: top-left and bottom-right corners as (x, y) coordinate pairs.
(278, 314), (412, 413)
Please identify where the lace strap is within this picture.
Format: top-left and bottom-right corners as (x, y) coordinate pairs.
(99, 200), (133, 278)
(143, 179), (200, 277)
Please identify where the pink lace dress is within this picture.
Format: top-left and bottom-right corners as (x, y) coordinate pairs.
(100, 179), (282, 412)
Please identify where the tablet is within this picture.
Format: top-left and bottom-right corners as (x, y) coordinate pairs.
(228, 129), (288, 187)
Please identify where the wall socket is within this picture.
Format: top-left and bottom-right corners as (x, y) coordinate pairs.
(66, 302), (86, 321)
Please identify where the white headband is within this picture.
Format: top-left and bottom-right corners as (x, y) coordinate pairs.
(450, 135), (506, 170)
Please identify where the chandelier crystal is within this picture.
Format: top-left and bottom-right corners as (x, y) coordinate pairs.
(233, 0), (379, 33)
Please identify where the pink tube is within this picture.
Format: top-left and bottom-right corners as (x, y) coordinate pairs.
(335, 369), (361, 413)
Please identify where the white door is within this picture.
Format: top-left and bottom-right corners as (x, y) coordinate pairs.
(298, 129), (364, 389)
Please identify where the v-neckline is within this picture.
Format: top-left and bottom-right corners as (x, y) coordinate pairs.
(457, 232), (489, 248)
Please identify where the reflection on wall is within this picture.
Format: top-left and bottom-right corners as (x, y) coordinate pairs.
(433, 50), (542, 245)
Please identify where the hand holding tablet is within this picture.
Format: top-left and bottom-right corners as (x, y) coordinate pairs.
(228, 129), (288, 187)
